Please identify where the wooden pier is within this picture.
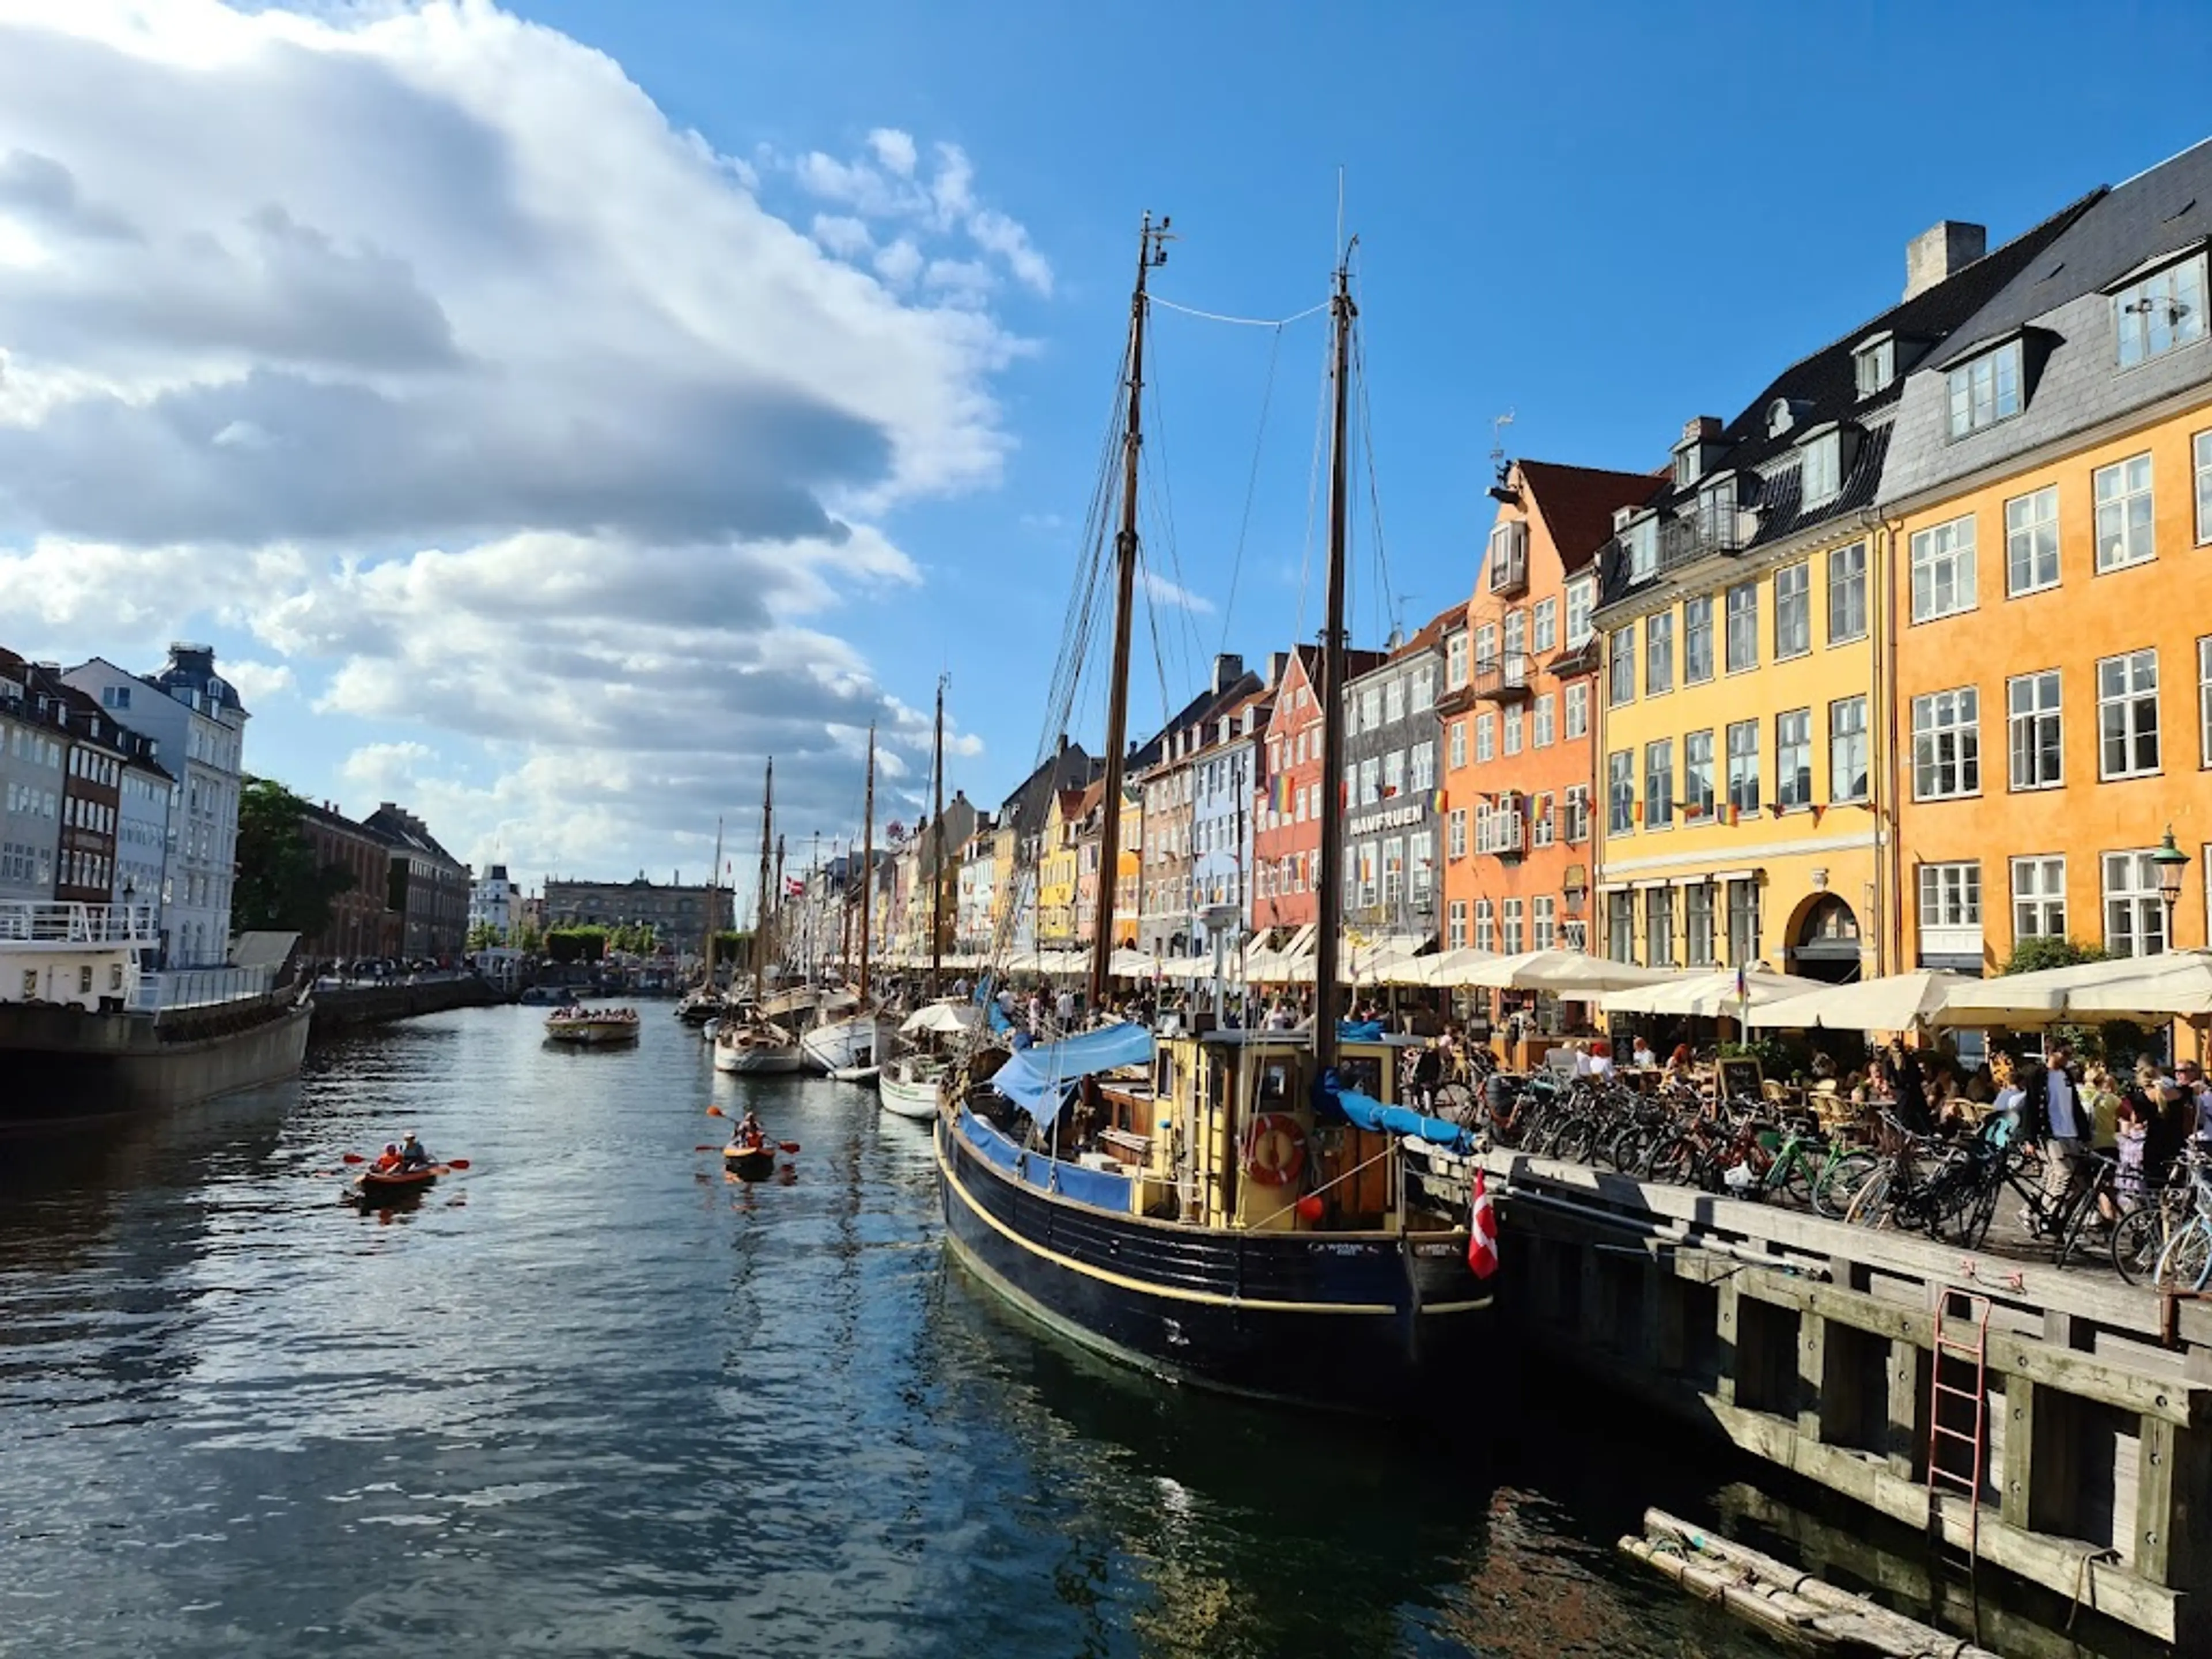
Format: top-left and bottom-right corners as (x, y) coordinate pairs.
(1446, 1147), (2212, 1649)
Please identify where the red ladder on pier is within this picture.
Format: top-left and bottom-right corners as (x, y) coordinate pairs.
(1926, 1287), (1992, 1578)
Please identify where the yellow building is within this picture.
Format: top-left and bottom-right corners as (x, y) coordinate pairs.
(1594, 211), (2078, 979)
(1115, 786), (1142, 949)
(1036, 786), (1081, 947)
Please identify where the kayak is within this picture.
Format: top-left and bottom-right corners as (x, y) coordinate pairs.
(353, 1164), (441, 1198)
(722, 1141), (777, 1180)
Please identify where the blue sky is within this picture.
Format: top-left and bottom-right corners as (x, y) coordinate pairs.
(3, 1), (2209, 889)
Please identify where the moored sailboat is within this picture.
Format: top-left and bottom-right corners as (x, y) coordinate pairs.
(713, 757), (805, 1075)
(933, 217), (1493, 1414)
(797, 721), (895, 1074)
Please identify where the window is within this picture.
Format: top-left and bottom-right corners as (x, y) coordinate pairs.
(1449, 719), (1467, 771)
(1725, 720), (1759, 813)
(1854, 336), (1895, 398)
(1910, 516), (1977, 621)
(1829, 696), (1869, 803)
(2006, 671), (2063, 791)
(2093, 453), (2155, 573)
(2098, 649), (2160, 779)
(1625, 516), (1658, 582)
(1446, 633), (1469, 690)
(2012, 856), (2066, 941)
(1607, 889), (1635, 961)
(1487, 520), (1529, 591)
(1827, 543), (1866, 643)
(1447, 899), (1467, 950)
(1561, 785), (1590, 844)
(1448, 809), (1468, 859)
(2005, 486), (2059, 596)
(1644, 739), (1673, 828)
(1912, 687), (1981, 800)
(1683, 594), (1714, 683)
(2104, 850), (2169, 957)
(1358, 756), (1380, 805)
(1566, 577), (1595, 648)
(1381, 839), (1404, 908)
(1645, 612), (1673, 695)
(1607, 750), (1634, 834)
(1644, 887), (1674, 967)
(1800, 432), (1841, 508)
(1921, 862), (1983, 929)
(1533, 895), (1556, 950)
(2198, 429), (2212, 546)
(1609, 628), (1635, 706)
(1384, 676), (1404, 724)
(1726, 878), (1760, 966)
(1502, 897), (1524, 955)
(1474, 713), (1496, 763)
(2200, 637), (2212, 766)
(1773, 562), (1810, 658)
(1564, 683), (1589, 739)
(1410, 740), (1434, 793)
(1531, 792), (1555, 846)
(1476, 623), (1498, 667)
(1946, 339), (2023, 437)
(1532, 694), (1555, 748)
(1410, 666), (1434, 711)
(1382, 749), (1406, 798)
(1684, 729), (1715, 818)
(1360, 684), (1382, 732)
(1533, 598), (1558, 653)
(1502, 707), (1523, 756)
(1697, 479), (1737, 548)
(1775, 710), (1812, 808)
(1684, 882), (1716, 967)
(1725, 582), (1758, 672)
(2114, 252), (2206, 368)
(1475, 899), (1495, 953)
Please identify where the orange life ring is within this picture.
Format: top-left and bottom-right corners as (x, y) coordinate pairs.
(1243, 1112), (1306, 1187)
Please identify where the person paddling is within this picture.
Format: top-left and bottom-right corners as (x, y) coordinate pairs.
(372, 1142), (403, 1173)
(735, 1110), (766, 1150)
(399, 1132), (434, 1172)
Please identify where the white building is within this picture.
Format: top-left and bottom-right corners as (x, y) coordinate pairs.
(469, 863), (518, 942)
(65, 645), (249, 968)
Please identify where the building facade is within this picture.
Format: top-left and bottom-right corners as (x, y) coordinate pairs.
(1592, 207), (2082, 980)
(367, 803), (470, 959)
(65, 645), (249, 965)
(544, 874), (733, 943)
(1188, 687), (1268, 960)
(1341, 618), (1446, 945)
(0, 650), (63, 904)
(54, 685), (126, 906)
(1881, 153), (2212, 971)
(469, 863), (520, 944)
(1253, 645), (1383, 941)
(300, 800), (401, 960)
(1449, 462), (1645, 957)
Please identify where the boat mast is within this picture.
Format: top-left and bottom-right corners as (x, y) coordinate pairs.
(930, 675), (946, 1001)
(773, 834), (786, 975)
(1312, 251), (1355, 1081)
(755, 757), (774, 1002)
(1088, 211), (1172, 1013)
(859, 723), (875, 1003)
(706, 814), (723, 988)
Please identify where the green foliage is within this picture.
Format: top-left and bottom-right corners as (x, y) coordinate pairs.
(604, 922), (659, 955)
(516, 923), (545, 955)
(711, 930), (752, 961)
(467, 921), (502, 952)
(546, 926), (607, 964)
(234, 778), (357, 940)
(2002, 935), (2107, 975)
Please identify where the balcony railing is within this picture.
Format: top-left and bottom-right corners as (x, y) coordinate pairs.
(0, 900), (160, 946)
(1469, 652), (1533, 701)
(130, 964), (279, 1013)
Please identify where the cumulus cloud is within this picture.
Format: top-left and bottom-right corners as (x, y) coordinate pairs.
(0, 0), (1007, 873)
(1142, 570), (1215, 615)
(220, 657), (295, 707)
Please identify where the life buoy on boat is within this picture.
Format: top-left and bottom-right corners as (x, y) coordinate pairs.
(1243, 1112), (1306, 1187)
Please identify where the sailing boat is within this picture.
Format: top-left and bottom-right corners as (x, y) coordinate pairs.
(676, 816), (726, 1028)
(714, 757), (806, 1074)
(798, 721), (899, 1078)
(932, 216), (1493, 1414)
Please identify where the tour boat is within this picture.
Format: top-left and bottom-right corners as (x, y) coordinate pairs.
(544, 1006), (641, 1045)
(931, 218), (1493, 1415)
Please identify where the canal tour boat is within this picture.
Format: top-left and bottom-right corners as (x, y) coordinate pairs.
(544, 1005), (641, 1045)
(930, 218), (1493, 1415)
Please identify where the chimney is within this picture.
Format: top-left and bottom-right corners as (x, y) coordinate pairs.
(1211, 652), (1244, 695)
(1266, 650), (1289, 688)
(1903, 221), (1987, 301)
(1681, 415), (1722, 445)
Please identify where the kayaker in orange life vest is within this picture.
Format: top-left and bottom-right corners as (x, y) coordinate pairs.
(735, 1111), (766, 1150)
(372, 1143), (403, 1173)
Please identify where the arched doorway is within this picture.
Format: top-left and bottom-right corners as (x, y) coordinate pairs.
(1791, 895), (1862, 983)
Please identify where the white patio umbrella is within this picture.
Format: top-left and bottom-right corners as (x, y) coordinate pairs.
(2047, 950), (2212, 1018)
(1107, 948), (1163, 979)
(1414, 947), (1502, 987)
(1450, 949), (1676, 994)
(1599, 968), (1828, 1018)
(1745, 968), (1974, 1031)
(1931, 952), (2185, 1027)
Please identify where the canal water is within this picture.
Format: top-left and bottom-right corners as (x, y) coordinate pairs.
(0, 1008), (1865, 1654)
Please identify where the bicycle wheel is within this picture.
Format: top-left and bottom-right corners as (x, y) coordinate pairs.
(1812, 1151), (1876, 1219)
(2157, 1222), (2212, 1292)
(2112, 1205), (2167, 1286)
(1844, 1165), (1895, 1228)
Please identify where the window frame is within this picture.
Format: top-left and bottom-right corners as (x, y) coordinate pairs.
(1826, 542), (1867, 644)
(1775, 708), (1813, 810)
(1683, 728), (1715, 819)
(2093, 453), (2156, 574)
(2104, 849), (2169, 958)
(1608, 627), (1637, 707)
(2004, 485), (2061, 597)
(1828, 695), (1869, 804)
(1800, 430), (1842, 509)
(1532, 597), (1558, 653)
(2097, 647), (2161, 781)
(2010, 854), (2067, 942)
(1564, 683), (1589, 740)
(1725, 719), (1759, 815)
(1910, 514), (1978, 623)
(2006, 669), (2064, 793)
(1945, 338), (2024, 438)
(1772, 562), (1812, 660)
(1643, 738), (1673, 830)
(1911, 685), (1982, 802)
(1683, 593), (1715, 683)
(1724, 581), (1759, 674)
(2113, 250), (2207, 370)
(1607, 750), (1635, 835)
(1645, 611), (1674, 696)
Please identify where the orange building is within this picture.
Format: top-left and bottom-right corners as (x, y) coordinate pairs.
(1882, 154), (2212, 972)
(1442, 459), (1654, 955)
(1252, 643), (1381, 940)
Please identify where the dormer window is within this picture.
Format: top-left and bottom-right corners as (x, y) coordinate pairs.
(2111, 247), (2207, 369)
(1672, 442), (1702, 490)
(1945, 338), (2024, 437)
(1853, 334), (1897, 398)
(1766, 398), (1796, 438)
(1798, 426), (1851, 509)
(1624, 515), (1658, 582)
(1696, 476), (1743, 551)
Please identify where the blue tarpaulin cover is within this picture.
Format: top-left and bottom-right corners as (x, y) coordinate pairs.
(1328, 1083), (1471, 1151)
(957, 1108), (1133, 1212)
(989, 1021), (1156, 1122)
(1338, 1018), (1385, 1041)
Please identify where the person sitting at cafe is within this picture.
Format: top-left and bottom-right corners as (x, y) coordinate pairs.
(1631, 1035), (1657, 1070)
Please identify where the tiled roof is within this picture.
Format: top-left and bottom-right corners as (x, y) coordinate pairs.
(1516, 460), (1666, 573)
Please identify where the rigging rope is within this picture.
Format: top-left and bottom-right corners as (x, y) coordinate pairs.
(1350, 315), (1397, 642)
(1214, 321), (1283, 661)
(1152, 295), (1330, 329)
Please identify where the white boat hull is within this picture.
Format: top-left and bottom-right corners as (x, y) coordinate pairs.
(797, 1013), (896, 1075)
(713, 1040), (806, 1074)
(878, 1062), (941, 1121)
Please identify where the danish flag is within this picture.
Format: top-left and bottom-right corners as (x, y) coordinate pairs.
(1467, 1169), (1498, 1281)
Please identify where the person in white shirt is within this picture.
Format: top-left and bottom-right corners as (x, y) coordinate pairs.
(1631, 1036), (1657, 1069)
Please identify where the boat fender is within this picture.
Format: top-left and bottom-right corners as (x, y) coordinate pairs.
(1243, 1112), (1306, 1187)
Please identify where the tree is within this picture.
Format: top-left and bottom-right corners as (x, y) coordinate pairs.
(2002, 936), (2107, 975)
(467, 921), (501, 952)
(234, 778), (356, 940)
(516, 922), (546, 956)
(546, 926), (607, 964)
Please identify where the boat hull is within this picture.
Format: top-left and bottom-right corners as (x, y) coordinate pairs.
(353, 1166), (438, 1199)
(797, 1013), (895, 1075)
(934, 1113), (1489, 1414)
(0, 999), (312, 1127)
(878, 1067), (940, 1121)
(545, 1020), (639, 1046)
(711, 1044), (805, 1074)
(723, 1145), (777, 1179)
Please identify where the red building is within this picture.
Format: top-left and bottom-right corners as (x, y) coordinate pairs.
(1251, 642), (1384, 940)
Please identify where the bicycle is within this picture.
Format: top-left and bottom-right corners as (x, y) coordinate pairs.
(2113, 1143), (2212, 1285)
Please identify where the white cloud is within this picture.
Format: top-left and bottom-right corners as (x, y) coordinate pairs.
(221, 657), (294, 707)
(1142, 570), (1215, 615)
(0, 0), (1002, 870)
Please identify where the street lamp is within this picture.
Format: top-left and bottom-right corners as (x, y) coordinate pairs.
(2152, 825), (2190, 955)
